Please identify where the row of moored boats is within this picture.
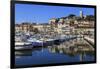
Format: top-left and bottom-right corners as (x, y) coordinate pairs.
(15, 33), (77, 50)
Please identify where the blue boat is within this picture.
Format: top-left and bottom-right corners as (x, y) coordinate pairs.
(27, 37), (55, 47)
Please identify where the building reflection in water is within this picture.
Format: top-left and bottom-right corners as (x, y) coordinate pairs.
(48, 38), (94, 61)
(15, 38), (94, 62)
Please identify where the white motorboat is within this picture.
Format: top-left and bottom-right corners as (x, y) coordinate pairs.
(15, 42), (31, 46)
(15, 41), (32, 50)
(27, 37), (55, 47)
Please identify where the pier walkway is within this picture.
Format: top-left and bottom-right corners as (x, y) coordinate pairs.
(84, 36), (94, 46)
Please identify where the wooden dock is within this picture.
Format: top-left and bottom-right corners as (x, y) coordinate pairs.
(84, 36), (94, 46)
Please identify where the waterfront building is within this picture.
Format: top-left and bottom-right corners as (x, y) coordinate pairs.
(15, 22), (34, 33)
(15, 24), (22, 32)
(15, 22), (51, 34)
(21, 23), (34, 33)
(49, 17), (72, 34)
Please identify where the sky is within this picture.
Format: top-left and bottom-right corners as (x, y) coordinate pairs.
(15, 4), (94, 24)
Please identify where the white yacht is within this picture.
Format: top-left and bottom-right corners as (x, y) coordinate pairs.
(15, 34), (33, 50)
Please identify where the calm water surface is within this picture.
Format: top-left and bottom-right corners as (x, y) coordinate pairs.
(15, 38), (95, 67)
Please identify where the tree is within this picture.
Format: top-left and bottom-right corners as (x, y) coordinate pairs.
(33, 28), (39, 34)
(68, 14), (76, 19)
(85, 15), (95, 21)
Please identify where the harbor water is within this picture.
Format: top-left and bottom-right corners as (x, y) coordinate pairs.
(15, 37), (95, 67)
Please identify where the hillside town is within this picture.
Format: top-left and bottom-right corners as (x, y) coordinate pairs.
(15, 10), (95, 41)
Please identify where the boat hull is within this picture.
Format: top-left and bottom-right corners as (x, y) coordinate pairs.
(15, 45), (33, 51)
(32, 41), (54, 47)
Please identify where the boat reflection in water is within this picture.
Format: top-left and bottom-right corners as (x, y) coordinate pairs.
(15, 38), (95, 67)
(15, 50), (32, 56)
